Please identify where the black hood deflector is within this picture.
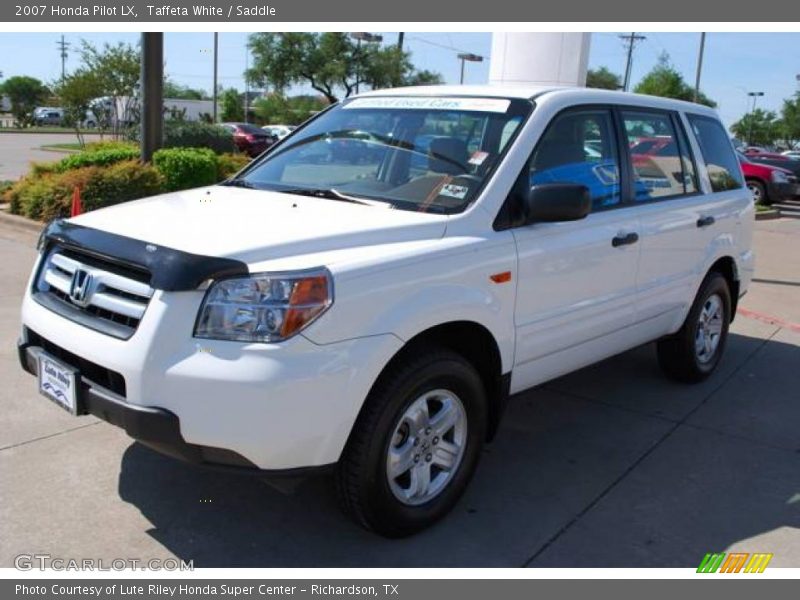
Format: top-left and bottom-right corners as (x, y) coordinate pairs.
(41, 220), (249, 291)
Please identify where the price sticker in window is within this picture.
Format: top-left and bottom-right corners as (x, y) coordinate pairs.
(469, 151), (490, 166)
(439, 184), (469, 200)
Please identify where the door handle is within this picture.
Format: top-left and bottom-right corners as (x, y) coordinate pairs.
(696, 215), (715, 228)
(612, 232), (639, 247)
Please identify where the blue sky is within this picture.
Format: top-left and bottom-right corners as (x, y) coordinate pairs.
(1, 32), (798, 128)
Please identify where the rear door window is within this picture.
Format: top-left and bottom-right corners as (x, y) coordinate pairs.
(621, 110), (698, 201)
(687, 115), (744, 192)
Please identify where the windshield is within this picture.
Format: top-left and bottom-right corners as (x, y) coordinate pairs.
(234, 96), (532, 214)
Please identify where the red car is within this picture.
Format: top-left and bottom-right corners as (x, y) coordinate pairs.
(738, 153), (798, 205)
(222, 123), (276, 157)
(742, 149), (800, 175)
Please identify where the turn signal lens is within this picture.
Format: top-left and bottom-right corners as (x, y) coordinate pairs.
(281, 276), (331, 338)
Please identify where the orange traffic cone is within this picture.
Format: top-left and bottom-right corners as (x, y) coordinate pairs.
(70, 186), (83, 217)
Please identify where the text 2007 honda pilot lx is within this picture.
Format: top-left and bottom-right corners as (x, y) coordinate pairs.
(19, 86), (754, 536)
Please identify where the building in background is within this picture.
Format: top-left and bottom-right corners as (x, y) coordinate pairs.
(489, 33), (591, 87)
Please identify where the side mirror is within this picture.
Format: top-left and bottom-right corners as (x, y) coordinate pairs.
(524, 183), (592, 224)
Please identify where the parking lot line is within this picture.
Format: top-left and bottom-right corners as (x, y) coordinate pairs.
(737, 307), (800, 333)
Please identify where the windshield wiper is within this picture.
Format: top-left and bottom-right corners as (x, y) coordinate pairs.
(279, 187), (393, 208)
(221, 178), (260, 189)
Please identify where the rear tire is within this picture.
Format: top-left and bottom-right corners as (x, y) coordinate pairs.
(337, 345), (487, 538)
(657, 271), (731, 383)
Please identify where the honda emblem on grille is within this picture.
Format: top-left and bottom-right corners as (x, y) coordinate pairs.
(69, 269), (94, 307)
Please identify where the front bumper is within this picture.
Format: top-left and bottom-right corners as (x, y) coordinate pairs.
(767, 181), (798, 203)
(18, 339), (276, 472)
(20, 287), (404, 471)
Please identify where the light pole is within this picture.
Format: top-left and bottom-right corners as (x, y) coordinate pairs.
(350, 32), (383, 94)
(457, 53), (483, 84)
(244, 45), (249, 124)
(693, 32), (706, 103)
(747, 91), (765, 146)
(140, 33), (164, 163)
(212, 32), (219, 123)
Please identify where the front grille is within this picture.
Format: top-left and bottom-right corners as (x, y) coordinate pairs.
(33, 247), (154, 340)
(26, 328), (127, 397)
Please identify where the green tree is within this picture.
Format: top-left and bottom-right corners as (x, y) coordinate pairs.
(586, 66), (621, 90)
(247, 33), (442, 103)
(633, 53), (716, 107)
(403, 69), (444, 86)
(164, 79), (207, 100)
(220, 88), (244, 122)
(777, 93), (800, 148)
(730, 109), (780, 146)
(0, 76), (49, 128)
(253, 93), (328, 126)
(53, 70), (104, 146)
(80, 40), (140, 137)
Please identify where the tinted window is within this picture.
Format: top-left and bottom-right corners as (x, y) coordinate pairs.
(530, 109), (621, 210)
(688, 115), (744, 192)
(239, 98), (532, 214)
(622, 110), (698, 200)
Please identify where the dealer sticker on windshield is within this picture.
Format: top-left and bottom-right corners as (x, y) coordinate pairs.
(344, 97), (511, 113)
(439, 184), (470, 200)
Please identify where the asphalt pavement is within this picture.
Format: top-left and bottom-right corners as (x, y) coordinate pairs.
(0, 215), (798, 568)
(0, 132), (103, 181)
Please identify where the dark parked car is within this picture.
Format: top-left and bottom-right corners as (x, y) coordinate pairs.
(221, 123), (276, 157)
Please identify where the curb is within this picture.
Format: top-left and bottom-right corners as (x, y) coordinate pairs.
(0, 206), (44, 233)
(0, 129), (103, 136)
(755, 210), (781, 221)
(39, 145), (81, 154)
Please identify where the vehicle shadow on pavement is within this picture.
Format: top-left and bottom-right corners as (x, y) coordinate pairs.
(117, 333), (800, 568)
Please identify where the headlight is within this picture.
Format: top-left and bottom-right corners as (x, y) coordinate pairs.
(771, 170), (789, 183)
(194, 269), (333, 343)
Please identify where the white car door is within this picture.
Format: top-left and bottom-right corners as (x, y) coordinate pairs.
(620, 109), (738, 334)
(509, 107), (642, 393)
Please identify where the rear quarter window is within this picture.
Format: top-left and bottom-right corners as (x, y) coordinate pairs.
(687, 114), (744, 192)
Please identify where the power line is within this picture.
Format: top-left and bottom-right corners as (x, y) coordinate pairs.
(56, 35), (70, 82)
(619, 32), (646, 92)
(406, 34), (490, 60)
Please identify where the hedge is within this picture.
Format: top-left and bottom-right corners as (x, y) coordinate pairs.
(4, 147), (252, 219)
(55, 147), (141, 172)
(216, 152), (251, 180)
(30, 142), (140, 177)
(153, 147), (218, 192)
(6, 160), (163, 221)
(84, 140), (139, 153)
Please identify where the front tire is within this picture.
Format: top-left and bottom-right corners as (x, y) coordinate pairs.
(657, 271), (731, 383)
(747, 179), (768, 205)
(337, 346), (487, 537)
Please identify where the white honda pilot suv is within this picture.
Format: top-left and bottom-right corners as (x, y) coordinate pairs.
(19, 86), (754, 537)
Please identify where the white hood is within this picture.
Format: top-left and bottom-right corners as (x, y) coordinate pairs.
(71, 186), (448, 264)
